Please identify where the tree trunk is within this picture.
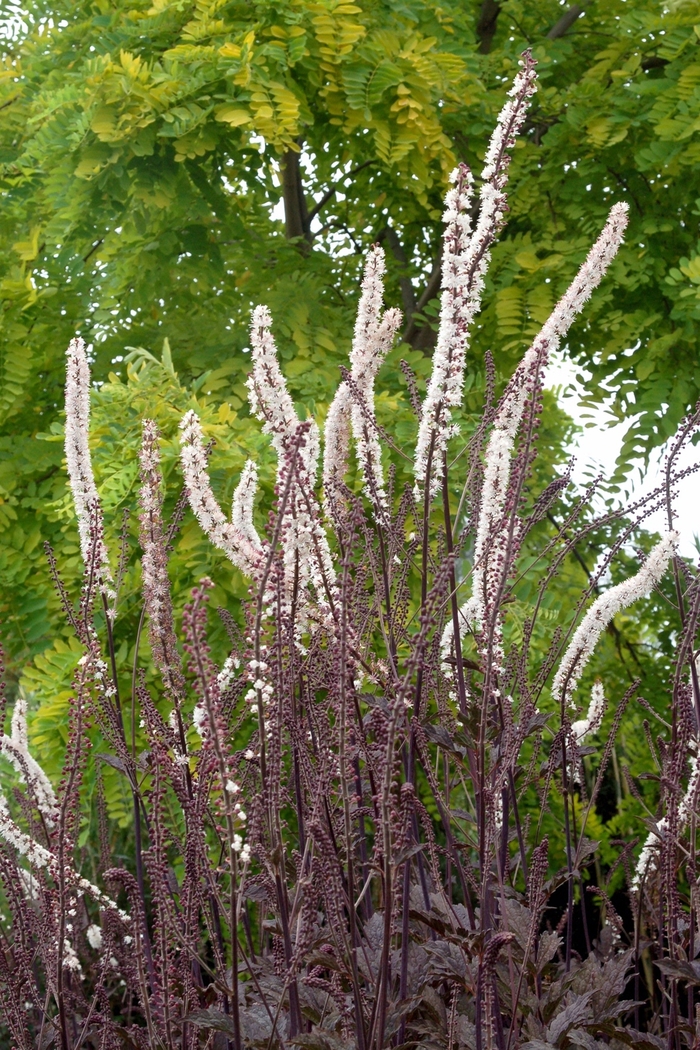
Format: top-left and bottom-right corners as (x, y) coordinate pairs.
(476, 0), (501, 54)
(280, 149), (311, 246)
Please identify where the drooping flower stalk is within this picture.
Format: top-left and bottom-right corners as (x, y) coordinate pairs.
(443, 201), (631, 656)
(64, 337), (113, 598)
(0, 789), (129, 920)
(552, 531), (677, 708)
(1, 695), (58, 827)
(414, 51), (538, 499)
(571, 680), (606, 744)
(323, 245), (401, 523)
(179, 410), (264, 578)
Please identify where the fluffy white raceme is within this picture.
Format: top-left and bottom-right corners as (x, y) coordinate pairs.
(231, 460), (262, 551)
(571, 680), (606, 744)
(64, 338), (113, 595)
(322, 384), (352, 519)
(552, 532), (677, 707)
(181, 308), (339, 632)
(0, 792), (52, 869)
(451, 201), (631, 647)
(323, 246), (401, 522)
(0, 792), (129, 921)
(192, 703), (207, 739)
(414, 54), (538, 498)
(1, 697), (58, 828)
(17, 868), (39, 901)
(180, 411), (264, 578)
(247, 304), (306, 467)
(246, 307), (337, 624)
(439, 598), (479, 668)
(632, 819), (668, 893)
(412, 165), (475, 498)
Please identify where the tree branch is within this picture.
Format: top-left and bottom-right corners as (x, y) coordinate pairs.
(547, 4), (585, 41)
(280, 149), (311, 245)
(476, 0), (501, 54)
(307, 159), (377, 226)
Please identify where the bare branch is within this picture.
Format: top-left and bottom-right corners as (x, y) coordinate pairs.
(547, 3), (585, 40)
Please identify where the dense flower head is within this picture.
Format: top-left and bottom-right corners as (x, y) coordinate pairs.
(179, 409), (264, 578)
(64, 337), (113, 597)
(324, 245), (401, 523)
(414, 53), (538, 498)
(552, 532), (677, 707)
(1, 695), (58, 827)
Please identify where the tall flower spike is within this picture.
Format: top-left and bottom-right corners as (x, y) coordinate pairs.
(231, 459), (262, 551)
(414, 51), (538, 498)
(323, 382), (352, 520)
(466, 200), (630, 633)
(139, 420), (186, 703)
(247, 304), (316, 475)
(180, 411), (264, 578)
(552, 532), (677, 708)
(246, 307), (337, 618)
(1, 696), (58, 827)
(64, 337), (113, 593)
(323, 245), (401, 522)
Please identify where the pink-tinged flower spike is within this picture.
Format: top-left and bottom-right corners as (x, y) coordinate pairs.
(322, 382), (352, 521)
(1, 696), (58, 827)
(179, 411), (264, 578)
(247, 306), (337, 618)
(414, 52), (538, 498)
(231, 459), (262, 552)
(552, 532), (677, 709)
(348, 250), (402, 521)
(247, 304), (317, 475)
(323, 245), (401, 522)
(64, 337), (113, 593)
(139, 421), (186, 708)
(468, 201), (630, 633)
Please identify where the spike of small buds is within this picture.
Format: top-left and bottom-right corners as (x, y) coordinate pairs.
(64, 337), (113, 596)
(414, 51), (538, 499)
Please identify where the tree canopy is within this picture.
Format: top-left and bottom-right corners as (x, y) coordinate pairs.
(1, 0), (700, 667)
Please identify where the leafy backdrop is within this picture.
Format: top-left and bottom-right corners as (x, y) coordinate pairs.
(0, 0), (695, 884)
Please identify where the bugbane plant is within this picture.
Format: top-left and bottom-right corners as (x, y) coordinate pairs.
(2, 51), (700, 1050)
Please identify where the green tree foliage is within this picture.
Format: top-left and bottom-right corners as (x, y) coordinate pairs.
(0, 0), (699, 673)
